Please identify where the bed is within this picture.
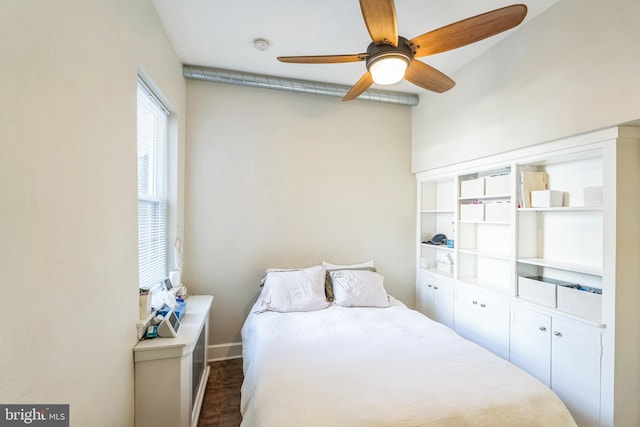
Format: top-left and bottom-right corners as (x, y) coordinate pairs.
(240, 263), (577, 427)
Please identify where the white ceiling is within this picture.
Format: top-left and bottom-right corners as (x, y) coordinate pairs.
(152, 0), (560, 95)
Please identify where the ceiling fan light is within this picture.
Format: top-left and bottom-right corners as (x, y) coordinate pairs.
(369, 56), (409, 85)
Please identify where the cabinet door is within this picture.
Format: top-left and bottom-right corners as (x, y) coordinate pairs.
(509, 303), (551, 387)
(416, 270), (434, 317)
(454, 286), (510, 360)
(551, 317), (602, 427)
(432, 277), (454, 328)
(453, 286), (478, 341)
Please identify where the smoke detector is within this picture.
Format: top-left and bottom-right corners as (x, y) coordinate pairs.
(253, 38), (270, 52)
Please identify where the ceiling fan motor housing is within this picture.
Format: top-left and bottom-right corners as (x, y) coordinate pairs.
(365, 36), (414, 71)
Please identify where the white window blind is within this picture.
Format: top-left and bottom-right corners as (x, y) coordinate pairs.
(137, 79), (169, 288)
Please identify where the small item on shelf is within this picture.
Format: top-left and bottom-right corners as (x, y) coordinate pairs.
(518, 276), (579, 308)
(485, 174), (511, 196)
(425, 234), (447, 245)
(460, 203), (484, 221)
(436, 262), (454, 274)
(436, 253), (454, 274)
(447, 221), (455, 248)
(484, 201), (511, 222)
(519, 171), (548, 208)
(145, 325), (158, 339)
(460, 177), (485, 198)
(157, 298), (187, 321)
(531, 190), (564, 208)
(557, 285), (602, 323)
(420, 258), (430, 269)
(139, 288), (152, 321)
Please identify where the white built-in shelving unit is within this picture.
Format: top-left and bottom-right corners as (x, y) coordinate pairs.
(414, 126), (640, 427)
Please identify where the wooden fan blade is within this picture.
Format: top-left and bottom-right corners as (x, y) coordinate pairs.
(359, 0), (398, 47)
(277, 53), (368, 64)
(343, 72), (374, 101)
(404, 60), (455, 93)
(411, 4), (527, 58)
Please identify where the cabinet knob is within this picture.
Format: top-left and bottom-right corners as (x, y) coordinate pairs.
(539, 326), (547, 332)
(472, 300), (478, 305)
(428, 284), (432, 288)
(434, 286), (439, 290)
(480, 303), (486, 308)
(553, 331), (562, 337)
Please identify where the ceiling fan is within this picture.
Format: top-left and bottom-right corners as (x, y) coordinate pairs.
(277, 1), (527, 101)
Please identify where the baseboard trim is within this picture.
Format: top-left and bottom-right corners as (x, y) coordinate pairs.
(208, 342), (243, 361)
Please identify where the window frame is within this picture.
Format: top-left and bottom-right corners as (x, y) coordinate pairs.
(137, 76), (171, 289)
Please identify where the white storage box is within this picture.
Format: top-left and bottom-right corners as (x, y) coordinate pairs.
(518, 276), (557, 307)
(485, 174), (510, 196)
(460, 177), (485, 198)
(460, 203), (484, 221)
(484, 201), (510, 222)
(583, 186), (602, 207)
(557, 285), (602, 323)
(531, 190), (564, 207)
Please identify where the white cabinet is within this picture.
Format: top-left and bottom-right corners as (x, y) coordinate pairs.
(453, 286), (510, 360)
(509, 303), (552, 386)
(551, 316), (602, 427)
(415, 126), (640, 427)
(416, 269), (454, 328)
(510, 303), (602, 427)
(134, 295), (213, 427)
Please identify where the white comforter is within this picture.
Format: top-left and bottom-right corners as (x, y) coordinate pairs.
(240, 298), (577, 427)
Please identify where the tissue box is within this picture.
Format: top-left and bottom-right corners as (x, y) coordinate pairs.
(485, 174), (510, 196)
(460, 178), (485, 198)
(531, 190), (564, 207)
(460, 203), (484, 221)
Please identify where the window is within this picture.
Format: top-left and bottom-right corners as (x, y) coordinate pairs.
(137, 78), (169, 288)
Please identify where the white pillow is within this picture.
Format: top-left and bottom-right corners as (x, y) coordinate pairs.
(259, 265), (322, 286)
(329, 270), (389, 308)
(256, 266), (329, 313)
(322, 260), (375, 270)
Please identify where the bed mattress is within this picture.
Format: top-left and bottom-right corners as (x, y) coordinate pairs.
(240, 297), (576, 426)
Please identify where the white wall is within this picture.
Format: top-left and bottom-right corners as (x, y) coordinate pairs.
(0, 2), (184, 426)
(184, 81), (415, 353)
(412, 0), (640, 172)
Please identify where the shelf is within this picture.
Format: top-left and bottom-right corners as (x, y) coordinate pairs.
(459, 194), (510, 201)
(459, 249), (510, 261)
(421, 209), (455, 214)
(517, 258), (602, 277)
(422, 243), (454, 251)
(459, 220), (510, 225)
(420, 267), (453, 279)
(518, 206), (602, 212)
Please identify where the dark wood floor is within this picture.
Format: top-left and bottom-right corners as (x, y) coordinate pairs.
(198, 358), (244, 427)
